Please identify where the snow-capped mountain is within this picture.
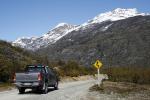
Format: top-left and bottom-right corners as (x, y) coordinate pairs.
(12, 8), (149, 50)
(87, 8), (146, 24)
(12, 23), (76, 50)
(73, 8), (148, 31)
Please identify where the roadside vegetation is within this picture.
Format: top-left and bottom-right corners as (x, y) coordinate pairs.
(89, 81), (149, 94)
(101, 67), (150, 84)
(0, 40), (95, 83)
(48, 60), (96, 77)
(0, 83), (14, 92)
(0, 40), (37, 82)
(89, 66), (150, 98)
(89, 81), (150, 99)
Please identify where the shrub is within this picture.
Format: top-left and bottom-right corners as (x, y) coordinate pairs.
(101, 67), (150, 84)
(58, 60), (95, 77)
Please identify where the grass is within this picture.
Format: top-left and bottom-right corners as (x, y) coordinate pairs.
(89, 81), (150, 95)
(101, 67), (150, 84)
(89, 84), (104, 92)
(0, 83), (14, 92)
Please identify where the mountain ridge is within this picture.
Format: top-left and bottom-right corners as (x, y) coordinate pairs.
(38, 15), (150, 67)
(13, 23), (76, 50)
(12, 8), (149, 50)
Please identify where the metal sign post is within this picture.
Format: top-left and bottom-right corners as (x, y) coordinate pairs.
(97, 68), (100, 86)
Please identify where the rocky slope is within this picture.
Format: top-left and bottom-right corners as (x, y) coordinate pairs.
(38, 12), (150, 67)
(13, 8), (148, 51)
(12, 23), (75, 50)
(13, 8), (150, 67)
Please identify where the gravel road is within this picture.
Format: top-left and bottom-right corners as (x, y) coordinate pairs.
(0, 79), (96, 100)
(3, 75), (147, 100)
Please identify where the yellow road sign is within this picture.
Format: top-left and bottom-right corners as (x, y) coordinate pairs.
(94, 60), (102, 69)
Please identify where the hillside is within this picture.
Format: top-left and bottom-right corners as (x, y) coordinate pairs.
(13, 8), (148, 51)
(0, 40), (94, 82)
(0, 40), (36, 82)
(12, 8), (150, 67)
(38, 15), (150, 67)
(12, 23), (75, 50)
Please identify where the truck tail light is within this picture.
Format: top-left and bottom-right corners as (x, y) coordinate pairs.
(38, 73), (42, 81)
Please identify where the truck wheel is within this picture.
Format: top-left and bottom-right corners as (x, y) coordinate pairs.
(18, 88), (25, 94)
(54, 81), (58, 90)
(43, 82), (48, 94)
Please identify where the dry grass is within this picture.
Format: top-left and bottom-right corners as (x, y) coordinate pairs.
(89, 81), (150, 95)
(0, 83), (14, 92)
(101, 67), (150, 84)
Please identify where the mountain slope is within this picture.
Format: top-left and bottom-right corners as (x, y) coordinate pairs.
(61, 8), (148, 34)
(13, 8), (148, 51)
(12, 23), (75, 50)
(12, 8), (150, 67)
(0, 40), (36, 82)
(38, 15), (150, 67)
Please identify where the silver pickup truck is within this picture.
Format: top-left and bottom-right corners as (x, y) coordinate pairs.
(13, 65), (59, 94)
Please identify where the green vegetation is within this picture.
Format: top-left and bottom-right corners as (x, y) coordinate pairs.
(0, 40), (95, 83)
(1, 40), (150, 86)
(0, 40), (37, 82)
(101, 67), (150, 84)
(57, 60), (95, 77)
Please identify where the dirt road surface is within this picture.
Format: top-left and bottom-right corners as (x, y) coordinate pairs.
(0, 79), (96, 100)
(1, 75), (148, 100)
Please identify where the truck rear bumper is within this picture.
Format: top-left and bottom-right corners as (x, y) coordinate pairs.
(14, 82), (42, 88)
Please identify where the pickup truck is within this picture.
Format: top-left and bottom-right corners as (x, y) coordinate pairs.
(13, 65), (59, 94)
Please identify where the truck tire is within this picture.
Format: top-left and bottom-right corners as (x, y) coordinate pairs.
(54, 81), (58, 90)
(18, 88), (25, 94)
(43, 82), (48, 94)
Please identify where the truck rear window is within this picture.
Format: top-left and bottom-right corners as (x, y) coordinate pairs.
(26, 66), (45, 73)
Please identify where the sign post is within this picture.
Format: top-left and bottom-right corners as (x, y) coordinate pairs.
(97, 68), (100, 85)
(93, 60), (103, 86)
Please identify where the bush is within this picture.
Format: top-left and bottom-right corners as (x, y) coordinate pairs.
(101, 67), (150, 84)
(58, 60), (95, 77)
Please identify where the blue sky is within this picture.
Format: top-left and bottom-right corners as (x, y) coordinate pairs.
(0, 0), (150, 41)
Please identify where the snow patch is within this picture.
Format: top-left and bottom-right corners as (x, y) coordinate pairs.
(54, 23), (68, 28)
(12, 23), (76, 50)
(90, 8), (148, 24)
(101, 24), (113, 31)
